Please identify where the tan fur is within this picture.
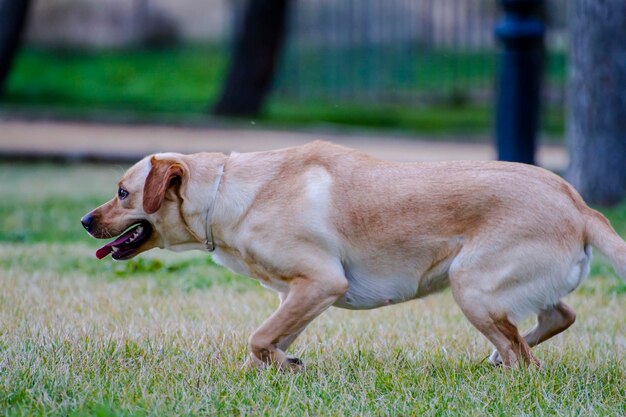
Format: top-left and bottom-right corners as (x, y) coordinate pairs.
(83, 141), (626, 370)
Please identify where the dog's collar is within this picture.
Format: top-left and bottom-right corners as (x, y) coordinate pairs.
(204, 164), (224, 252)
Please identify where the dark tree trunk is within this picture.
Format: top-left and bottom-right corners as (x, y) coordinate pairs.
(0, 0), (32, 97)
(567, 0), (626, 206)
(213, 0), (291, 117)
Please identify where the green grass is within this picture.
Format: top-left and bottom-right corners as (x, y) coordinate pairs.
(2, 46), (565, 136)
(265, 101), (493, 135)
(0, 163), (624, 416)
(4, 45), (227, 113)
(279, 47), (566, 98)
(267, 101), (564, 138)
(278, 48), (499, 97)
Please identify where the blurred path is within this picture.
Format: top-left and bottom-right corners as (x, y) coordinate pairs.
(0, 119), (567, 171)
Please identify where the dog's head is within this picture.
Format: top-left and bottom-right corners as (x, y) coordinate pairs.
(81, 153), (209, 260)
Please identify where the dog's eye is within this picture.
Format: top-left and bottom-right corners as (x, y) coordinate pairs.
(118, 188), (129, 200)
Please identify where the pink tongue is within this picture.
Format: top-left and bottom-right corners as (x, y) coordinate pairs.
(95, 246), (113, 260)
(95, 227), (137, 259)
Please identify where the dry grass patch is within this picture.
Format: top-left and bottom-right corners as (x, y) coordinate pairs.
(1, 243), (624, 416)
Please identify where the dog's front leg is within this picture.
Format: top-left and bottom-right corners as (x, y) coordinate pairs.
(275, 292), (306, 354)
(246, 273), (348, 371)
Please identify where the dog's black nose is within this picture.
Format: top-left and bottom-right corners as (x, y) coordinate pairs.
(81, 213), (94, 232)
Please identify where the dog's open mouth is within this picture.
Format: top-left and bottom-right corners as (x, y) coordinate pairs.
(95, 221), (152, 260)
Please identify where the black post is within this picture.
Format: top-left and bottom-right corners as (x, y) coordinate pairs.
(495, 0), (544, 165)
(213, 0), (291, 117)
(0, 0), (32, 98)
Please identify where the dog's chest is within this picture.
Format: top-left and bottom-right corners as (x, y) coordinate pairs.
(212, 248), (291, 292)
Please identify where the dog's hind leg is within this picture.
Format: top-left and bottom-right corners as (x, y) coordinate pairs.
(489, 301), (575, 365)
(450, 279), (540, 368)
(246, 267), (348, 371)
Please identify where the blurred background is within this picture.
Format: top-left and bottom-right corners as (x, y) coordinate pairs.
(1, 0), (566, 134)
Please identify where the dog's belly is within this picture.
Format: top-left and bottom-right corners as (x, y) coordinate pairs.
(333, 244), (459, 310)
(333, 263), (450, 310)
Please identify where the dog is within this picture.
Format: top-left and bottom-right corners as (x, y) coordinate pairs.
(81, 141), (626, 370)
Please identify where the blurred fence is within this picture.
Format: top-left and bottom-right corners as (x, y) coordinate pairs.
(275, 0), (567, 109)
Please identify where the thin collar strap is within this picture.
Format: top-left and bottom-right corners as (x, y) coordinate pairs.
(204, 164), (224, 252)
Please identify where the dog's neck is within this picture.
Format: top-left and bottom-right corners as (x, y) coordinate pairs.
(170, 153), (230, 253)
(202, 163), (224, 252)
(176, 151), (284, 253)
(209, 151), (281, 248)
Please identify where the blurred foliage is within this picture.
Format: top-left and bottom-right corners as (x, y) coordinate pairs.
(2, 45), (564, 136)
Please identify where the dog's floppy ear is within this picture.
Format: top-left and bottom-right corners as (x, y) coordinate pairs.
(143, 156), (185, 214)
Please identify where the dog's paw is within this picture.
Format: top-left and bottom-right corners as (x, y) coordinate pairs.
(286, 356), (303, 366)
(488, 350), (503, 367)
(243, 354), (304, 372)
(281, 356), (305, 372)
(243, 354), (266, 371)
(487, 350), (542, 368)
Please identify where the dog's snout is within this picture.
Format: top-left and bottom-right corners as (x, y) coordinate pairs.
(81, 213), (95, 232)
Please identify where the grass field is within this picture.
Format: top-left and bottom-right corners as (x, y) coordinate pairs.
(0, 163), (624, 416)
(2, 46), (565, 136)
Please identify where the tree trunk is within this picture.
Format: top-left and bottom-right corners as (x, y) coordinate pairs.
(567, 0), (626, 206)
(213, 0), (291, 117)
(0, 0), (32, 97)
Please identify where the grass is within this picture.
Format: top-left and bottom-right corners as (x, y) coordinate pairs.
(279, 47), (566, 98)
(0, 162), (624, 416)
(3, 45), (228, 114)
(2, 45), (565, 136)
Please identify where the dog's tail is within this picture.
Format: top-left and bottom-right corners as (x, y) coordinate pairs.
(584, 208), (626, 281)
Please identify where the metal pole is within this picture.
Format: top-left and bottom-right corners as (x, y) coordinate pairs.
(0, 0), (32, 98)
(495, 0), (544, 165)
